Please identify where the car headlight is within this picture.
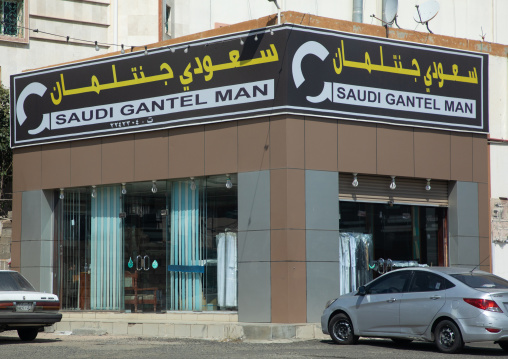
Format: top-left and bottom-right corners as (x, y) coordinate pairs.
(325, 298), (337, 309)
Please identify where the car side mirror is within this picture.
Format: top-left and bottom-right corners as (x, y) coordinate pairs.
(357, 286), (367, 296)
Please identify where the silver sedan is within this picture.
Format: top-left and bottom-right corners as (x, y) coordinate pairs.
(321, 267), (508, 354)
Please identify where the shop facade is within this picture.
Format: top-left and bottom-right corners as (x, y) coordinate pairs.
(10, 14), (489, 324)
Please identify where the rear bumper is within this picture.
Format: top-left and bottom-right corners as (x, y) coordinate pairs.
(458, 314), (508, 343)
(0, 312), (62, 328)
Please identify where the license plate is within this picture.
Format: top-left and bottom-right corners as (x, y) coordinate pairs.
(15, 302), (34, 312)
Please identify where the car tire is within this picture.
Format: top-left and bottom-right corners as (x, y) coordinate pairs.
(17, 328), (39, 341)
(499, 341), (508, 352)
(434, 320), (463, 354)
(391, 338), (413, 345)
(328, 313), (358, 345)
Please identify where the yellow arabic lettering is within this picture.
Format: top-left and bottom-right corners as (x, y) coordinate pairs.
(179, 63), (193, 85)
(50, 81), (63, 105)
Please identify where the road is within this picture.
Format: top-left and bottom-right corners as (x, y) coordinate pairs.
(0, 331), (505, 359)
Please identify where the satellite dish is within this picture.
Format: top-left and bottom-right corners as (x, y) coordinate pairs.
(383, 0), (399, 25)
(414, 0), (440, 24)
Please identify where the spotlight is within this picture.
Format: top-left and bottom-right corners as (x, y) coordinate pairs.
(144, 46), (148, 55)
(352, 173), (359, 187)
(95, 41), (99, 51)
(426, 179), (431, 191)
(226, 175), (233, 189)
(390, 176), (396, 190)
(152, 180), (158, 193)
(121, 183), (127, 195)
(190, 177), (196, 191)
(121, 44), (125, 54)
(59, 188), (65, 200)
(91, 185), (97, 198)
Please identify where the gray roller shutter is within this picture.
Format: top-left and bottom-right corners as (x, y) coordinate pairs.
(339, 174), (448, 207)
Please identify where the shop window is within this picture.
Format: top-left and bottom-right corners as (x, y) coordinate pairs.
(339, 201), (446, 294)
(0, 0), (27, 42)
(54, 175), (238, 313)
(164, 5), (171, 37)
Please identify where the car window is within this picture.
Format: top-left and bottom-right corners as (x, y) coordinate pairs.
(451, 273), (508, 289)
(409, 271), (449, 292)
(0, 272), (36, 291)
(367, 270), (410, 294)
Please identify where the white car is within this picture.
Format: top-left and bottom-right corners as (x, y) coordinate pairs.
(322, 267), (508, 354)
(0, 270), (62, 341)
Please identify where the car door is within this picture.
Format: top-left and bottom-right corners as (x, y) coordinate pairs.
(399, 270), (448, 335)
(355, 270), (411, 335)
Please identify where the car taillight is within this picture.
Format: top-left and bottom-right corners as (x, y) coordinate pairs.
(0, 302), (14, 310)
(35, 301), (60, 311)
(463, 298), (503, 312)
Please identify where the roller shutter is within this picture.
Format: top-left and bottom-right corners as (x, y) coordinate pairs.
(339, 174), (448, 207)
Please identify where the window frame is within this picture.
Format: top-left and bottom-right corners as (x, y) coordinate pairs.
(0, 0), (28, 44)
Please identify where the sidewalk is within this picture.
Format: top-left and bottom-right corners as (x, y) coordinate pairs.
(54, 312), (328, 341)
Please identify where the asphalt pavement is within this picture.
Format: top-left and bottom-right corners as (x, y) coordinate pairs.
(0, 331), (505, 359)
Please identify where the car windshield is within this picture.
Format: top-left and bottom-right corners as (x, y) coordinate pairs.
(451, 273), (508, 290)
(0, 272), (36, 291)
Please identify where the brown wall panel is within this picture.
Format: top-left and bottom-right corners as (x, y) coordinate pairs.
(271, 262), (307, 323)
(238, 118), (270, 172)
(41, 143), (71, 189)
(377, 125), (414, 177)
(70, 138), (102, 187)
(414, 129), (451, 180)
(13, 146), (41, 192)
(270, 169), (305, 230)
(134, 130), (169, 182)
(270, 116), (305, 170)
(338, 121), (377, 173)
(271, 229), (306, 262)
(450, 133), (473, 182)
(473, 135), (489, 184)
(478, 182), (489, 239)
(204, 122), (238, 176)
(304, 117), (338, 171)
(101, 134), (135, 184)
(168, 125), (205, 179)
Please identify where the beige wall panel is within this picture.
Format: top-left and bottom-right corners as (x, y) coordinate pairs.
(168, 125), (205, 179)
(271, 262), (307, 323)
(101, 135), (135, 184)
(204, 122), (238, 176)
(450, 134), (473, 181)
(472, 135), (488, 184)
(134, 130), (169, 182)
(270, 169), (305, 230)
(304, 117), (338, 171)
(271, 229), (306, 262)
(377, 125), (414, 177)
(70, 138), (102, 187)
(238, 118), (270, 172)
(41, 143), (71, 189)
(13, 147), (42, 192)
(338, 121), (377, 173)
(270, 116), (305, 170)
(414, 129), (451, 180)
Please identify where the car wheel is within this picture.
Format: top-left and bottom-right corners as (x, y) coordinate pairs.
(328, 313), (358, 345)
(17, 328), (39, 341)
(391, 338), (413, 345)
(499, 341), (508, 352)
(434, 320), (463, 354)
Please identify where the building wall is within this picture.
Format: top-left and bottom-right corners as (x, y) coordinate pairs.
(11, 115), (489, 321)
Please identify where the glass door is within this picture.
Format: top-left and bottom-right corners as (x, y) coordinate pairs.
(123, 181), (167, 313)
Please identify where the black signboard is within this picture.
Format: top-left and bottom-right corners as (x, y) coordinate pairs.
(10, 25), (488, 148)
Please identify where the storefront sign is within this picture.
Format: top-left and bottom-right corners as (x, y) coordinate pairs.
(10, 25), (488, 148)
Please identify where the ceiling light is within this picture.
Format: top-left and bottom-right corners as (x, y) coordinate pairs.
(226, 175), (233, 189)
(426, 179), (431, 191)
(121, 183), (127, 195)
(95, 41), (99, 51)
(91, 185), (97, 198)
(59, 188), (65, 200)
(190, 177), (196, 191)
(152, 180), (158, 194)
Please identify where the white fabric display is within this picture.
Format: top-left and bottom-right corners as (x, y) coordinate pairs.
(339, 232), (373, 295)
(216, 232), (237, 307)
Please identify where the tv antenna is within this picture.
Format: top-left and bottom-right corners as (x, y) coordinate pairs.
(414, 0), (440, 34)
(371, 0), (400, 28)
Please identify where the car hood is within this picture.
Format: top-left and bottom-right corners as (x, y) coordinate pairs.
(0, 291), (59, 301)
